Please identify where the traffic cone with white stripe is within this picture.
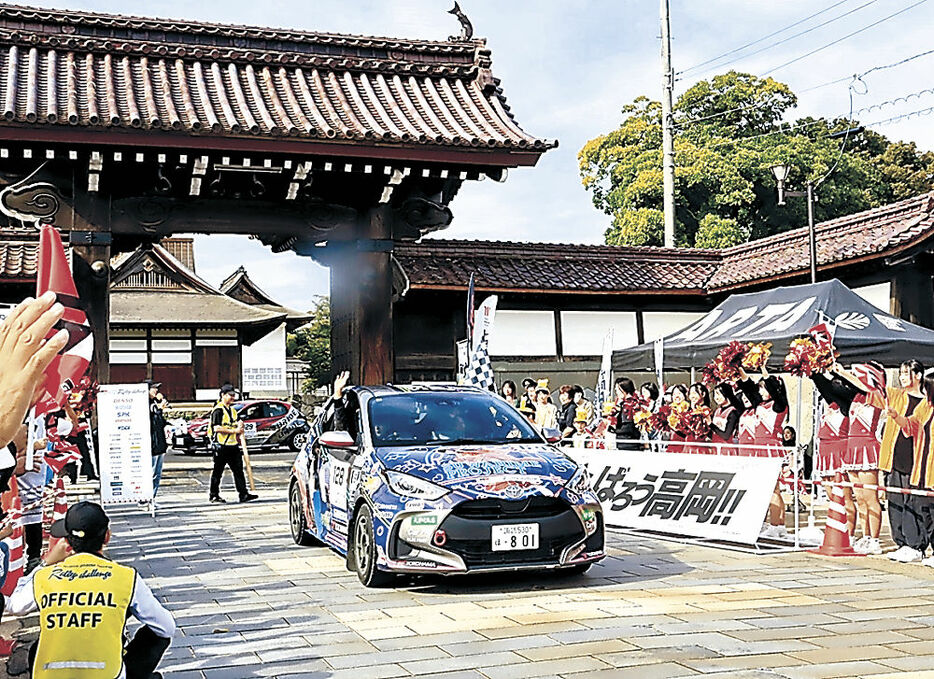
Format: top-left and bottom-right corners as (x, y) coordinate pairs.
(45, 477), (68, 555)
(1, 491), (26, 597)
(810, 475), (862, 557)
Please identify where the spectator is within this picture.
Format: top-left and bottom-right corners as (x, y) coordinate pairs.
(572, 386), (595, 425)
(0, 292), (69, 450)
(571, 409), (590, 449)
(147, 380), (168, 499)
(519, 378), (537, 413)
(533, 380), (557, 430)
(871, 360), (925, 563)
(499, 380), (518, 408)
(711, 382), (742, 453)
(613, 377), (640, 450)
(640, 382), (660, 412)
(556, 385), (577, 439)
(8, 501), (176, 678)
(208, 384), (257, 504)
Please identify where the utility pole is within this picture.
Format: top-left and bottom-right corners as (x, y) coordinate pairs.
(660, 0), (676, 248)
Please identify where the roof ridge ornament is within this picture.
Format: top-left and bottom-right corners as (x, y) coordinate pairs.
(447, 2), (474, 41)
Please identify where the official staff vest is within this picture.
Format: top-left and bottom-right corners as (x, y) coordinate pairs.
(32, 552), (136, 679)
(208, 402), (239, 446)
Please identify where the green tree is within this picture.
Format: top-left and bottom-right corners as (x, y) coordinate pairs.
(579, 71), (934, 247)
(287, 296), (331, 393)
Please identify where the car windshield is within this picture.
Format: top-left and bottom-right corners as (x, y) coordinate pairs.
(369, 392), (542, 447)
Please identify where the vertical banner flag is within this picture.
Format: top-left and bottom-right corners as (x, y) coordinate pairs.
(455, 339), (469, 385)
(471, 295), (497, 350)
(653, 337), (665, 393)
(595, 330), (613, 406)
(34, 225), (93, 416)
(465, 272), (475, 346)
(465, 295), (498, 391)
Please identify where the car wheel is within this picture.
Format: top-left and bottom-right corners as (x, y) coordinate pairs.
(288, 431), (307, 452)
(352, 504), (394, 587)
(289, 482), (317, 546)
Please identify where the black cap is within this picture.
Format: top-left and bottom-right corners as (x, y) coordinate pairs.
(219, 383), (237, 395)
(50, 501), (109, 540)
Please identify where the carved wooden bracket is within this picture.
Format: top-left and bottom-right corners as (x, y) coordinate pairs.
(0, 180), (66, 225)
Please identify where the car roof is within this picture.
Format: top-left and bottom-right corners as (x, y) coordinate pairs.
(348, 384), (488, 397)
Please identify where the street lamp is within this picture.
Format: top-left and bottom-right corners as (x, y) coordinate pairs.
(770, 164), (817, 284)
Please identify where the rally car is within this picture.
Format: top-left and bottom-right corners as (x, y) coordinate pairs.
(288, 385), (605, 587)
(174, 399), (309, 454)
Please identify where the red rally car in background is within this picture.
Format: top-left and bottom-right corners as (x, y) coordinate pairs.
(173, 399), (309, 454)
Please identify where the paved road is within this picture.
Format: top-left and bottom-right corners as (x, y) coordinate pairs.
(7, 457), (934, 679)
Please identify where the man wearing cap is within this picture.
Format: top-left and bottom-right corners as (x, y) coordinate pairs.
(7, 501), (175, 679)
(147, 380), (168, 499)
(208, 384), (257, 504)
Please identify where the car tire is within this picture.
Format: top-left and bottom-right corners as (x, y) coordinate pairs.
(352, 504), (394, 587)
(561, 563), (592, 576)
(288, 431), (307, 452)
(289, 481), (317, 546)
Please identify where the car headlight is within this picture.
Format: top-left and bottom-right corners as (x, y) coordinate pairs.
(565, 465), (592, 496)
(384, 470), (449, 501)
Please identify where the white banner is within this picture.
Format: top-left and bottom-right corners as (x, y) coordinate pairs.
(455, 339), (469, 384)
(98, 383), (154, 504)
(471, 295), (498, 350)
(242, 322), (287, 395)
(566, 449), (782, 544)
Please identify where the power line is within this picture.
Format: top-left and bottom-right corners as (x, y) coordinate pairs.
(678, 0), (881, 80)
(675, 48), (934, 128)
(701, 85), (934, 149)
(763, 0), (930, 76)
(677, 0), (854, 76)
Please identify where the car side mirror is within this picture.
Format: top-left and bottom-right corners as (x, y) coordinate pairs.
(320, 430), (356, 449)
(542, 428), (562, 444)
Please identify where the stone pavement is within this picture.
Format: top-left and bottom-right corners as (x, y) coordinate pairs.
(5, 456), (934, 679)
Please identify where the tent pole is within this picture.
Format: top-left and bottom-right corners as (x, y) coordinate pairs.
(794, 375), (803, 548)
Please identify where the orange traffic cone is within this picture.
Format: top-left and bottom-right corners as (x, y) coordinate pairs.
(810, 477), (862, 557)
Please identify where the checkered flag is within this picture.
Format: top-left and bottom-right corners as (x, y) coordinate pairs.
(464, 331), (495, 391)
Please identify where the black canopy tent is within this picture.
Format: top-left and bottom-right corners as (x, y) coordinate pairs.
(614, 279), (934, 372)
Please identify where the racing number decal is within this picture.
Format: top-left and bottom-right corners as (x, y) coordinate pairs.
(329, 459), (351, 511)
(243, 422), (257, 435)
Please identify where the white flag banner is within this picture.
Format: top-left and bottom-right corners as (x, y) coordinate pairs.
(471, 295), (498, 351)
(595, 329), (613, 406)
(455, 339), (469, 384)
(653, 337), (665, 392)
(566, 449), (782, 544)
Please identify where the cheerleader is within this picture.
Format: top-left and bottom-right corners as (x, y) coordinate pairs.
(613, 378), (640, 451)
(889, 371), (934, 567)
(686, 383), (712, 454)
(869, 360), (925, 563)
(738, 366), (789, 539)
(810, 367), (860, 537)
(837, 363), (886, 555)
(640, 382), (660, 412)
(668, 384), (690, 451)
(710, 383), (743, 455)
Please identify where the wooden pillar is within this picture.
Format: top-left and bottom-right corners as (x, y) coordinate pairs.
(329, 205), (394, 385)
(71, 239), (111, 383)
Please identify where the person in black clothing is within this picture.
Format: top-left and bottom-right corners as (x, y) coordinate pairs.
(208, 384), (257, 504)
(556, 385), (578, 440)
(613, 377), (640, 450)
(519, 378), (537, 413)
(148, 380), (168, 498)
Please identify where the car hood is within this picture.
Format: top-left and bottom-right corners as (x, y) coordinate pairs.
(375, 443), (579, 498)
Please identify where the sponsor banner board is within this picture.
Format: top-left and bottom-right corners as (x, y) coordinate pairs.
(98, 383), (154, 504)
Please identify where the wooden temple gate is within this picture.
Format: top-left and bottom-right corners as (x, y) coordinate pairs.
(0, 5), (552, 385)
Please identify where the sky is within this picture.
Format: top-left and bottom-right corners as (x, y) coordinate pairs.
(26, 0), (934, 309)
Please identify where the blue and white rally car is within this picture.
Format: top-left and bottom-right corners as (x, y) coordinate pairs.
(289, 385), (605, 586)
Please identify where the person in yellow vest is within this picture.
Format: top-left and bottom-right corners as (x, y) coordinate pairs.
(208, 383), (257, 504)
(8, 501), (175, 679)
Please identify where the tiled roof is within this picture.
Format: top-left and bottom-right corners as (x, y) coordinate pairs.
(394, 240), (721, 293)
(712, 192), (934, 290)
(0, 232), (37, 279)
(395, 192), (934, 294)
(0, 4), (552, 153)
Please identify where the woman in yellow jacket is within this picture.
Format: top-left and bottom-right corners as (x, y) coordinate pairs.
(888, 371), (934, 567)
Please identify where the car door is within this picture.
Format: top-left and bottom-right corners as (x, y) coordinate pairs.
(239, 403), (265, 447)
(320, 393), (361, 544)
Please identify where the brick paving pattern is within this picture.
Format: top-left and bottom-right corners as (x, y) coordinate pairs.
(4, 456), (934, 678)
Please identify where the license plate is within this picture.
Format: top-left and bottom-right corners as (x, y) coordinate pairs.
(174, 437), (185, 446)
(491, 523), (539, 551)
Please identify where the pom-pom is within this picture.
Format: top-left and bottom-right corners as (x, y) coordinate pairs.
(742, 342), (772, 371)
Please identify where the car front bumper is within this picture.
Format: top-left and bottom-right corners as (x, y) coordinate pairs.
(382, 497), (605, 574)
